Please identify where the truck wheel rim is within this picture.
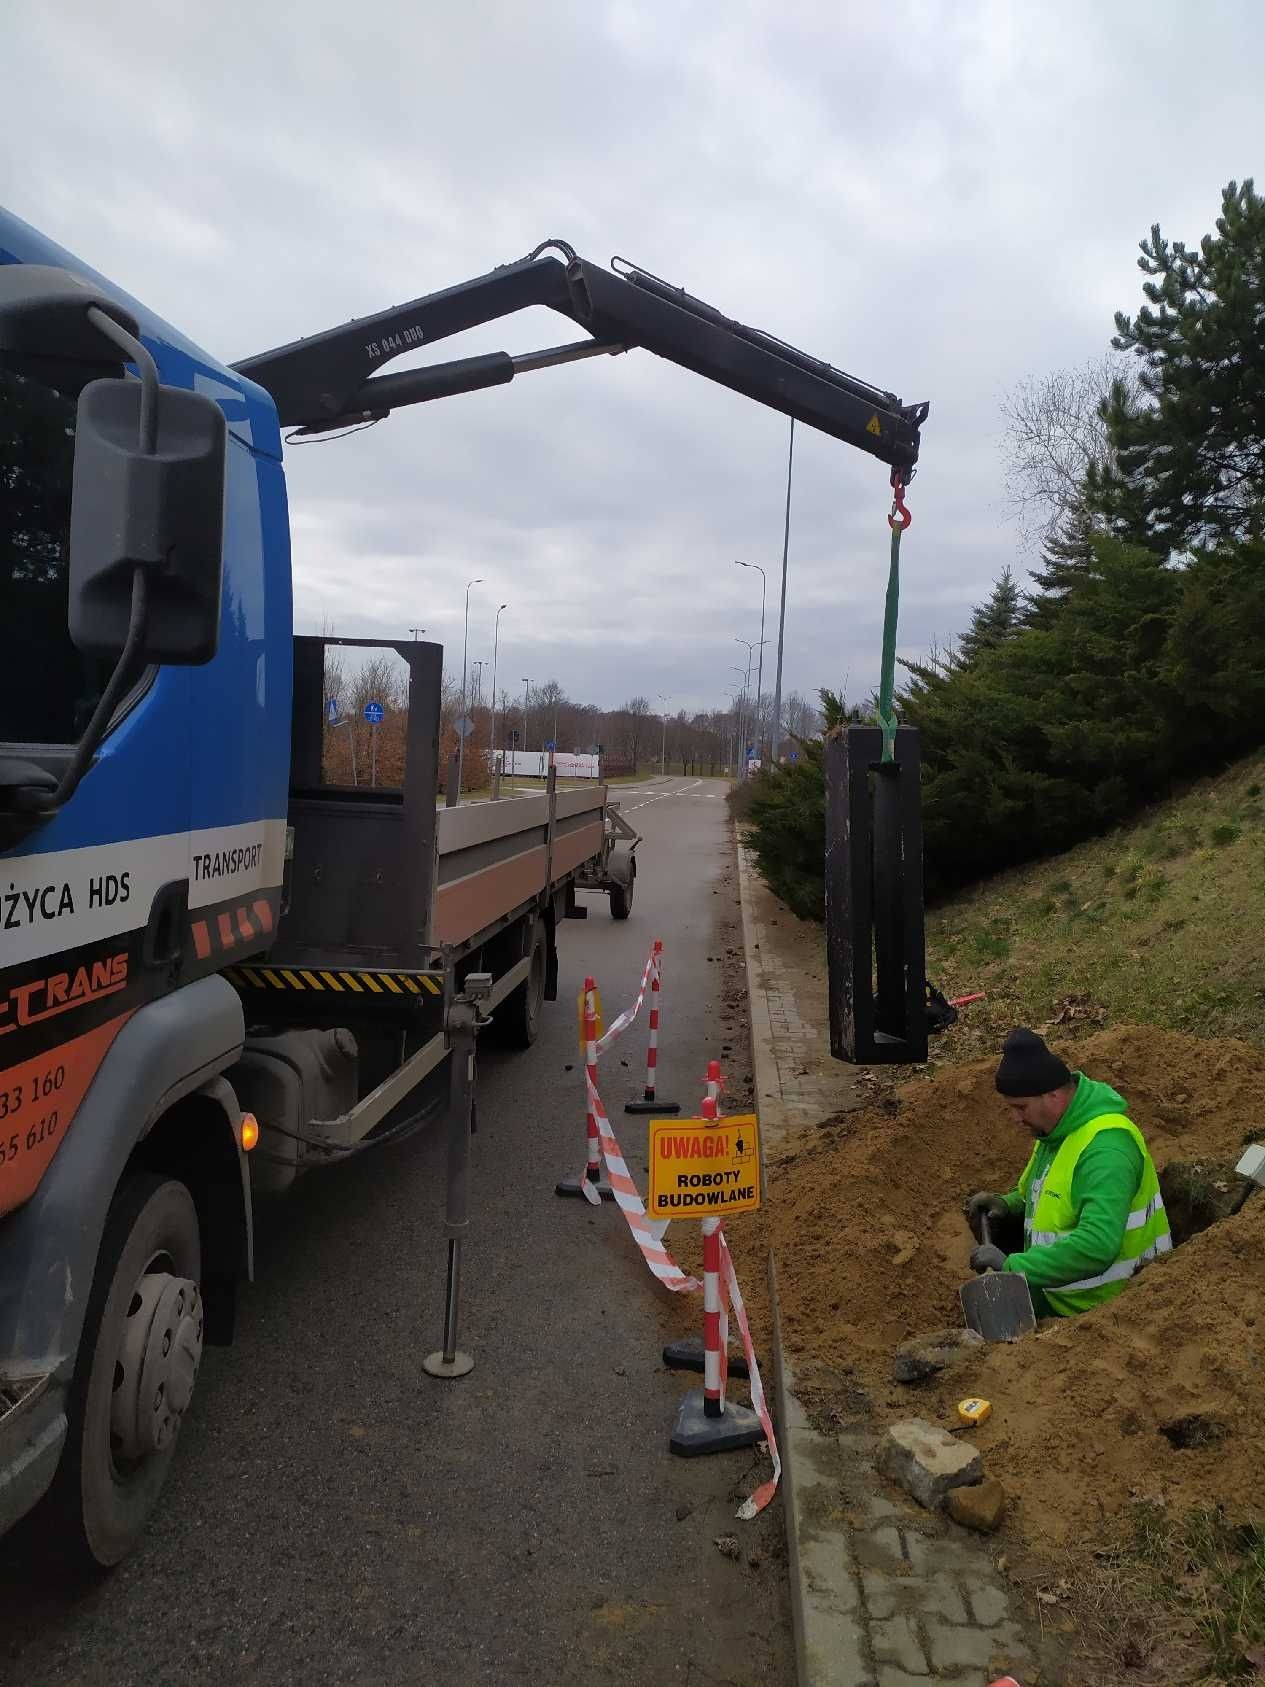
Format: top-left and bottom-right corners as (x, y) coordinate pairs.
(109, 1270), (204, 1465)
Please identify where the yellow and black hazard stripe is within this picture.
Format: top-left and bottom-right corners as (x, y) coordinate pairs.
(224, 965), (443, 997)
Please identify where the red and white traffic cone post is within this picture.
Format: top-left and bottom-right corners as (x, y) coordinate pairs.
(556, 975), (613, 1201)
(669, 1064), (763, 1456)
(625, 940), (681, 1114)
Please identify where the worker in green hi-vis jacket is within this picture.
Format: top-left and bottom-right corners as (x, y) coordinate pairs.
(965, 1028), (1172, 1318)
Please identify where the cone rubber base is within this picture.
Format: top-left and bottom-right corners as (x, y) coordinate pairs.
(625, 1097), (681, 1114)
(422, 1351), (474, 1379)
(555, 1172), (614, 1199)
(669, 1388), (763, 1456)
(662, 1334), (749, 1378)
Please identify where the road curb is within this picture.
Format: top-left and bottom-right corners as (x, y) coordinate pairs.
(736, 838), (876, 1687)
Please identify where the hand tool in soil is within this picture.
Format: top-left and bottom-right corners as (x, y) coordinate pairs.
(959, 1214), (1036, 1342)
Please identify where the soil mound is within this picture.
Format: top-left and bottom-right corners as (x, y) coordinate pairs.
(770, 1024), (1265, 1553)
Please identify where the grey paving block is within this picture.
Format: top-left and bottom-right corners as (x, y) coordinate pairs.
(799, 1610), (876, 1687)
(860, 1569), (920, 1621)
(964, 1579), (1012, 1627)
(876, 1671), (978, 1687)
(854, 1524), (907, 1571)
(870, 1614), (929, 1675)
(901, 1529), (986, 1576)
(799, 1533), (864, 1615)
(879, 1419), (983, 1510)
(861, 1571), (971, 1625)
(924, 1616), (1013, 1673)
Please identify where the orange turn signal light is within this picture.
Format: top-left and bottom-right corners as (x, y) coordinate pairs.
(240, 1113), (260, 1152)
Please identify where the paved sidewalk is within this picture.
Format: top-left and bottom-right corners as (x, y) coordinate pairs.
(738, 845), (1040, 1687)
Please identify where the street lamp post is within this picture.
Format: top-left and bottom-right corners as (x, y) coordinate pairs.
(735, 639), (765, 776)
(408, 624), (426, 641)
(771, 419), (795, 764)
(521, 678), (532, 759)
(658, 693), (669, 777)
(735, 560), (767, 755)
(730, 662), (749, 776)
(724, 685), (742, 776)
(455, 577), (482, 801)
(489, 602), (507, 782)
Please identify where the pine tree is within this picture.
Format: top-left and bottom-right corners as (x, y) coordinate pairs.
(957, 568), (1023, 665)
(1025, 508), (1099, 627)
(1090, 179), (1265, 549)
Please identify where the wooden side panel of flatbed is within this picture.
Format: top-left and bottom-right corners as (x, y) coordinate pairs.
(434, 786), (606, 951)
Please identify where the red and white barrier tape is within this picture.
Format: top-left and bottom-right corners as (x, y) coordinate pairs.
(720, 1234), (781, 1518)
(595, 942), (657, 1056)
(588, 1070), (700, 1293)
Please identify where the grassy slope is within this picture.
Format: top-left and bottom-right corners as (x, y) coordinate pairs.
(924, 747), (1265, 1060)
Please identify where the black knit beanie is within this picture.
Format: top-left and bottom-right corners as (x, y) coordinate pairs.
(994, 1028), (1073, 1097)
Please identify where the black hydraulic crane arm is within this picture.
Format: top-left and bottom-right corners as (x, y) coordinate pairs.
(234, 240), (927, 470)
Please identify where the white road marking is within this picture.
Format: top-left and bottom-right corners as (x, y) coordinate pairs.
(625, 779), (704, 812)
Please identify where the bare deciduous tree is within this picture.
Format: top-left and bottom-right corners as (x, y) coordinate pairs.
(999, 355), (1141, 549)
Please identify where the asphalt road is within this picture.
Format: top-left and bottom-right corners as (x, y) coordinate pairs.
(1, 776), (792, 1687)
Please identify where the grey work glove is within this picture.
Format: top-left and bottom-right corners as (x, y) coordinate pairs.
(970, 1242), (1007, 1274)
(965, 1191), (1009, 1243)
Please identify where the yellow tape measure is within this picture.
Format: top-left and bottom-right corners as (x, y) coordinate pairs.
(957, 1397), (992, 1426)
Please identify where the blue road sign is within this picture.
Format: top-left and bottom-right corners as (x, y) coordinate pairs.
(544, 739), (556, 752)
(789, 751), (799, 763)
(364, 701), (385, 724)
(326, 698), (338, 723)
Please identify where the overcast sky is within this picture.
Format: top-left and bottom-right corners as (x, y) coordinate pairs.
(4, 1), (1261, 717)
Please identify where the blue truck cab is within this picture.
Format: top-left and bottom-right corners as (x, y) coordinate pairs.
(1, 210), (292, 1565)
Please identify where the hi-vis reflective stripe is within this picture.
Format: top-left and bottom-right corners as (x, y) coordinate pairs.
(225, 966), (442, 997)
(1058, 1233), (1173, 1294)
(1032, 1192), (1170, 1249)
(1125, 1192), (1167, 1230)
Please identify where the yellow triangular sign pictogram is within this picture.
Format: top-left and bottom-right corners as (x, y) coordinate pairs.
(866, 413), (882, 437)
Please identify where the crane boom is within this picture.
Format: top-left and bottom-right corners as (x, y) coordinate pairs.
(235, 241), (927, 469)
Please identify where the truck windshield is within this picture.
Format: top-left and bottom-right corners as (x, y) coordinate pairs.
(0, 357), (111, 746)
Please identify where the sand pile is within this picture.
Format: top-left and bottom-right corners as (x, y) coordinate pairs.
(769, 1025), (1265, 1553)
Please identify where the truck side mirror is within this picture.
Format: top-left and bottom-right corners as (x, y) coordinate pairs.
(0, 262), (229, 835)
(69, 377), (227, 665)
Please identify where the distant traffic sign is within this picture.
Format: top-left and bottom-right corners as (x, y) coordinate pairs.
(326, 698), (338, 723)
(364, 701), (385, 724)
(544, 739), (556, 752)
(455, 715), (475, 740)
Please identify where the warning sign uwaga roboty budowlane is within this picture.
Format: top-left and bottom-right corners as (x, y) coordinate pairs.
(647, 1114), (761, 1218)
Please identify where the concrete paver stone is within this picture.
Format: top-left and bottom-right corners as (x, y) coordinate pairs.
(878, 1419), (983, 1511)
(870, 1614), (929, 1674)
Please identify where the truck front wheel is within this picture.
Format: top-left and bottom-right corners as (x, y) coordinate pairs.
(39, 1172), (203, 1572)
